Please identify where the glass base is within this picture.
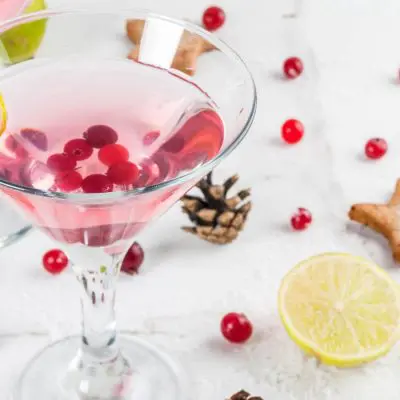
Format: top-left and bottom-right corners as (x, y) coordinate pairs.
(13, 334), (189, 400)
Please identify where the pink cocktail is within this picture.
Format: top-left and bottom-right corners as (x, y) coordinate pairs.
(0, 59), (224, 250)
(0, 9), (256, 400)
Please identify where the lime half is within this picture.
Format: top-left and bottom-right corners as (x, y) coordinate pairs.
(279, 253), (400, 367)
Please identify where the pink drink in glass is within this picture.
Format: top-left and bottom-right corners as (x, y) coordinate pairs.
(0, 59), (224, 251)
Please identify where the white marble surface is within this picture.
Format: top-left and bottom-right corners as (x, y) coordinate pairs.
(2, 0), (400, 399)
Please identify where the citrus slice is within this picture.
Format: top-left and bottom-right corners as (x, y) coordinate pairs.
(278, 253), (400, 367)
(0, 93), (7, 136)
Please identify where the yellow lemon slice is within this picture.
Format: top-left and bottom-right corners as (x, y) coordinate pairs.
(0, 93), (7, 136)
(278, 253), (400, 367)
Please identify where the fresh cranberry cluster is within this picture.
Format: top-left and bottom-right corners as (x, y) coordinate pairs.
(5, 107), (223, 195)
(2, 125), (163, 192)
(46, 125), (140, 193)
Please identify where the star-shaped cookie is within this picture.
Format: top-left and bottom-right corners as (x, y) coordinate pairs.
(348, 179), (400, 262)
(126, 19), (216, 76)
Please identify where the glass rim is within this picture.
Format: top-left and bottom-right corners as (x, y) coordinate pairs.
(0, 7), (257, 202)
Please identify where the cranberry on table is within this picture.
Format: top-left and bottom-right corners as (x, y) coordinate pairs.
(202, 6), (226, 31)
(21, 128), (48, 151)
(221, 312), (253, 343)
(55, 170), (83, 192)
(121, 242), (144, 275)
(98, 144), (129, 167)
(107, 161), (140, 185)
(291, 207), (312, 231)
(365, 138), (387, 160)
(47, 153), (77, 172)
(82, 174), (113, 193)
(83, 125), (118, 148)
(283, 57), (304, 79)
(64, 138), (93, 161)
(43, 249), (69, 274)
(281, 119), (304, 144)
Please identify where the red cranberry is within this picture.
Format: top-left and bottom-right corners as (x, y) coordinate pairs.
(107, 161), (140, 185)
(291, 207), (312, 231)
(143, 131), (160, 146)
(55, 170), (83, 192)
(283, 57), (304, 79)
(202, 6), (226, 31)
(46, 153), (77, 172)
(98, 144), (129, 167)
(84, 125), (118, 148)
(121, 242), (144, 275)
(221, 312), (253, 344)
(20, 128), (48, 151)
(42, 249), (68, 274)
(64, 138), (93, 161)
(5, 135), (28, 158)
(281, 119), (304, 144)
(82, 174), (113, 193)
(365, 138), (387, 160)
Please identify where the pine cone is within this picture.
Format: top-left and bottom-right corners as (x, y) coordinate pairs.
(181, 172), (251, 244)
(229, 390), (263, 400)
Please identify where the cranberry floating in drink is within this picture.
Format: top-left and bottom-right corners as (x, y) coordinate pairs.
(64, 138), (93, 161)
(83, 124), (118, 148)
(107, 161), (139, 185)
(0, 9), (256, 400)
(21, 128), (48, 151)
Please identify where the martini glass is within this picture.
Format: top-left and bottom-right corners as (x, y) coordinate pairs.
(0, 9), (256, 400)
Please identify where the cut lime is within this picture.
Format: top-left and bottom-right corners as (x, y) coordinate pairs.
(279, 253), (400, 367)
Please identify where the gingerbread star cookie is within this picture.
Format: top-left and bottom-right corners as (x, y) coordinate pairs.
(348, 179), (400, 262)
(126, 19), (216, 76)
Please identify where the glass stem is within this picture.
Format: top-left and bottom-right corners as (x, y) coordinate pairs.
(80, 271), (118, 362)
(66, 251), (133, 399)
(74, 253), (123, 363)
